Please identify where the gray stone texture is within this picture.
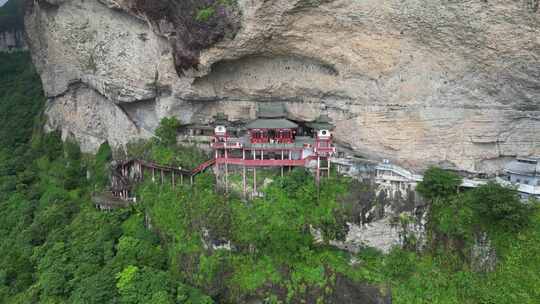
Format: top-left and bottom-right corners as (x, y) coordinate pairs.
(25, 0), (540, 173)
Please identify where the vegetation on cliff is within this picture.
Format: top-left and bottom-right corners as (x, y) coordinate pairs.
(131, 0), (240, 74)
(0, 52), (539, 303)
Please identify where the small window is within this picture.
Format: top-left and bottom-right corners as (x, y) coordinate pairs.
(537, 180), (540, 186)
(516, 178), (521, 183)
(524, 180), (529, 185)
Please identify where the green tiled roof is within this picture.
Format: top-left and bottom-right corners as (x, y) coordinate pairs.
(245, 118), (298, 129)
(213, 112), (230, 125)
(306, 114), (334, 130)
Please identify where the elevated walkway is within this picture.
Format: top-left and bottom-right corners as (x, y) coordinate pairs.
(375, 162), (488, 189)
(108, 158), (218, 203)
(192, 159), (216, 175)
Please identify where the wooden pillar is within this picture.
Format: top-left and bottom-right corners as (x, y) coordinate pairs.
(215, 161), (220, 188)
(316, 156), (321, 184)
(181, 173), (184, 185)
(243, 166), (247, 198)
(152, 168), (155, 183)
(281, 150), (284, 178)
(253, 167), (257, 195)
(225, 161), (229, 194)
(172, 171), (175, 188)
(328, 158), (331, 178)
(161, 169), (164, 185)
(190, 175), (194, 186)
(225, 149), (229, 193)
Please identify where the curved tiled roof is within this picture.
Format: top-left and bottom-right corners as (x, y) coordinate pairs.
(306, 114), (335, 130)
(245, 118), (298, 129)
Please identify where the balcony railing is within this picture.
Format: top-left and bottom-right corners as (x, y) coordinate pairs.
(211, 139), (243, 149)
(496, 177), (540, 196)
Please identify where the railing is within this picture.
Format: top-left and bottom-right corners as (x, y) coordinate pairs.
(191, 159), (216, 175)
(375, 163), (490, 189)
(314, 146), (337, 154)
(496, 177), (540, 196)
(215, 158), (306, 167)
(211, 139), (243, 149)
(375, 163), (423, 182)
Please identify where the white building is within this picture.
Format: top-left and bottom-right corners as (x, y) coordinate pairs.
(499, 157), (540, 199)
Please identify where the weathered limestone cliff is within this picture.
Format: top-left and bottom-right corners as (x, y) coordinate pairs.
(26, 0), (540, 173)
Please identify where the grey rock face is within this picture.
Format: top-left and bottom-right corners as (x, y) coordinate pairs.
(44, 83), (152, 152)
(26, 0), (540, 173)
(471, 232), (498, 273)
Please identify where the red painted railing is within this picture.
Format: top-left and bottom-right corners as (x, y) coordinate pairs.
(191, 159), (216, 175)
(215, 158), (307, 167)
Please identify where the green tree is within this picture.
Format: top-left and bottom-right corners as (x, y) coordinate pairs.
(155, 117), (181, 147)
(89, 142), (113, 190)
(63, 139), (84, 190)
(176, 283), (214, 304)
(195, 7), (215, 22)
(470, 182), (534, 232)
(416, 167), (462, 201)
(116, 265), (174, 304)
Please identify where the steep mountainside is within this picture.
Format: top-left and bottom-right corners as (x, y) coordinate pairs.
(25, 0), (540, 173)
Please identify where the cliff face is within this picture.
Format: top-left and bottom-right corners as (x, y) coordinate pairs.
(25, 0), (540, 173)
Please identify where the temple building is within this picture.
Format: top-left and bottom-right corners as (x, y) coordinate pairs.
(504, 157), (540, 186)
(211, 103), (337, 195)
(501, 157), (540, 199)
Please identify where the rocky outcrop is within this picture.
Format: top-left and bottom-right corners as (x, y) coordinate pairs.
(331, 178), (427, 253)
(97, 0), (240, 74)
(26, 0), (540, 173)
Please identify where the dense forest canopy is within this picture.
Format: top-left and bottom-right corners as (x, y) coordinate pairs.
(0, 50), (539, 304)
(0, 3), (539, 301)
(0, 0), (23, 32)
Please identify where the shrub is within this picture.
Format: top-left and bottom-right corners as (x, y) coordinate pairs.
(469, 182), (534, 232)
(155, 117), (181, 147)
(416, 167), (462, 201)
(195, 7), (215, 22)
